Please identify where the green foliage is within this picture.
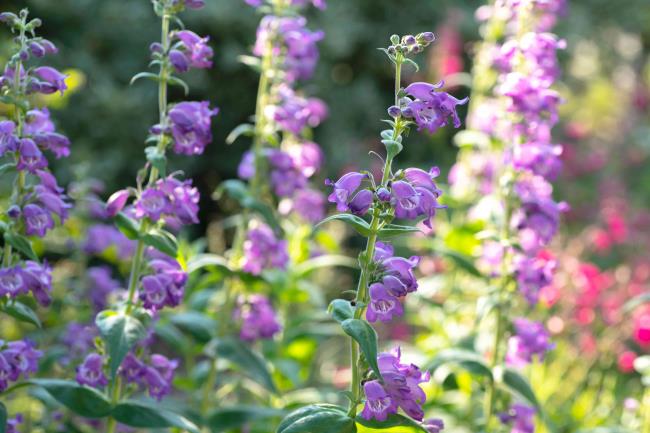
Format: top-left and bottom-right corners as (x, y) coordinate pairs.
(277, 405), (356, 433)
(95, 310), (147, 379)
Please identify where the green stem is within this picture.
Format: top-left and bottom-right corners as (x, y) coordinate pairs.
(642, 386), (650, 433)
(484, 304), (503, 427)
(347, 59), (402, 417)
(124, 238), (146, 314)
(250, 37), (274, 198)
(149, 12), (170, 183)
(106, 376), (122, 433)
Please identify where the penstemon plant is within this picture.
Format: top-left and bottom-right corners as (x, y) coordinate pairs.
(443, 0), (567, 431)
(0, 8), (70, 429)
(276, 31), (468, 433)
(8, 0), (219, 431)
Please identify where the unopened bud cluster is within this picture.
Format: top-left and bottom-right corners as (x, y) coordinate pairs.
(387, 32), (435, 56)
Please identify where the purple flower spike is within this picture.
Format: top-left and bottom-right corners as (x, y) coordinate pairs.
(403, 82), (468, 134)
(366, 282), (403, 323)
(325, 172), (367, 212)
(76, 353), (108, 388)
(361, 380), (398, 421)
(32, 66), (68, 94)
(242, 224), (289, 275)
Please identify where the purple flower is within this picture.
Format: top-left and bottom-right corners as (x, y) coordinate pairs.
(506, 318), (554, 367)
(360, 380), (398, 421)
(169, 50), (189, 73)
(287, 141), (324, 178)
(6, 414), (23, 433)
(234, 295), (282, 342)
(139, 258), (187, 312)
(513, 252), (555, 305)
(512, 141), (563, 181)
(87, 266), (121, 311)
(24, 108), (55, 135)
(120, 353), (146, 383)
(156, 176), (200, 226)
(60, 323), (97, 365)
(22, 204), (54, 237)
(143, 354), (178, 400)
(374, 242), (420, 296)
(32, 66), (68, 94)
(498, 72), (560, 126)
(423, 419), (445, 433)
(106, 189), (131, 217)
(16, 138), (47, 172)
(184, 0), (205, 8)
(242, 224), (289, 275)
(29, 39), (58, 57)
(174, 30), (213, 70)
(134, 187), (168, 221)
(0, 120), (18, 155)
(391, 167), (445, 228)
(499, 403), (536, 433)
(366, 282), (403, 323)
(325, 172), (368, 213)
(245, 0), (263, 6)
(254, 16), (324, 81)
(1, 340), (42, 382)
(22, 260), (52, 306)
(271, 86), (328, 134)
(24, 108), (70, 158)
(84, 224), (136, 258)
(403, 82), (468, 134)
(361, 348), (430, 422)
(32, 170), (72, 221)
(168, 101), (218, 155)
(237, 151), (255, 179)
(349, 189), (374, 216)
(0, 266), (27, 298)
(76, 353), (108, 388)
(291, 188), (326, 223)
(268, 149), (308, 197)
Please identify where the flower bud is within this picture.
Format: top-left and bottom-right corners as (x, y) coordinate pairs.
(419, 32), (435, 43)
(7, 205), (21, 219)
(390, 34), (400, 45)
(410, 45), (423, 54)
(0, 12), (19, 26)
(18, 50), (29, 61)
(387, 105), (401, 118)
(106, 189), (131, 217)
(403, 35), (416, 46)
(387, 46), (396, 55)
(376, 187), (391, 202)
(29, 41), (45, 58)
(149, 42), (164, 54)
(401, 106), (414, 118)
(26, 18), (42, 30)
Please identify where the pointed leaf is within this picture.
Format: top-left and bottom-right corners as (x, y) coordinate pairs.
(226, 123), (255, 145)
(328, 299), (354, 323)
(142, 228), (178, 258)
(212, 337), (277, 393)
(186, 254), (233, 275)
(215, 180), (281, 232)
(168, 76), (189, 95)
(341, 319), (381, 381)
(29, 379), (112, 418)
(208, 405), (285, 432)
(4, 232), (37, 261)
(378, 224), (421, 239)
(355, 413), (427, 432)
(170, 311), (217, 343)
(2, 301), (41, 328)
(316, 214), (371, 237)
(114, 213), (140, 240)
(95, 311), (146, 379)
(130, 72), (159, 85)
(112, 400), (199, 433)
(426, 348), (492, 378)
(277, 405), (355, 433)
(502, 367), (541, 409)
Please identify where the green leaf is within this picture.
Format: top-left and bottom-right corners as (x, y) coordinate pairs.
(4, 232), (37, 261)
(355, 413), (427, 432)
(212, 337), (277, 393)
(0, 401), (6, 433)
(208, 405), (284, 433)
(238, 55), (262, 72)
(425, 348), (492, 378)
(130, 71), (159, 85)
(112, 400), (199, 433)
(145, 146), (167, 177)
(502, 368), (541, 409)
(277, 405), (355, 433)
(215, 180), (281, 232)
(623, 291), (650, 312)
(186, 254), (233, 275)
(2, 301), (41, 328)
(114, 213), (140, 240)
(29, 379), (112, 418)
(95, 311), (146, 379)
(168, 76), (189, 95)
(292, 255), (357, 278)
(378, 224), (421, 239)
(328, 299), (354, 323)
(226, 123), (255, 145)
(434, 244), (482, 278)
(403, 58), (419, 72)
(170, 311), (217, 343)
(316, 214), (371, 237)
(340, 319), (381, 381)
(142, 228), (178, 258)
